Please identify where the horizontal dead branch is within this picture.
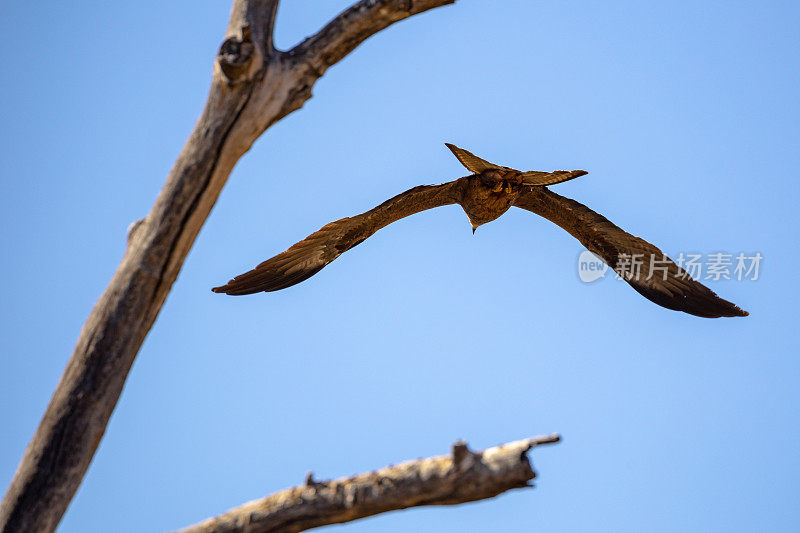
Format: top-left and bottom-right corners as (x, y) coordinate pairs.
(177, 434), (560, 533)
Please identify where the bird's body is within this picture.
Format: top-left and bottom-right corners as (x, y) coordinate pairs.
(213, 144), (748, 318)
(461, 172), (520, 230)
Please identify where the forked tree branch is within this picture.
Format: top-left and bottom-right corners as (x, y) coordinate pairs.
(0, 1), (455, 531)
(177, 435), (561, 533)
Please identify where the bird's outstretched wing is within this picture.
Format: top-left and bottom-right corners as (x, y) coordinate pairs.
(212, 179), (467, 295)
(445, 143), (505, 173)
(513, 187), (748, 318)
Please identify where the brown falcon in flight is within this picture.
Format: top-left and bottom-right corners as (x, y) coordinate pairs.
(213, 144), (748, 318)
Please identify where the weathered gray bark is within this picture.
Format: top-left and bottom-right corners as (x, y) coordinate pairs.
(177, 435), (560, 533)
(0, 1), (455, 532)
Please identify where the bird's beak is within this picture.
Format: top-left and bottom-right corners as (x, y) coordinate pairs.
(472, 226), (477, 235)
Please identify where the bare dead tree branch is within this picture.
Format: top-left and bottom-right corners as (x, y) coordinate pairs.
(0, 1), (455, 531)
(176, 435), (561, 533)
(290, 0), (456, 77)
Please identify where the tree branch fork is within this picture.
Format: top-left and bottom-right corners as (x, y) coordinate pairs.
(0, 3), (569, 533)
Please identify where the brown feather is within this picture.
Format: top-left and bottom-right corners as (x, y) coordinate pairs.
(445, 143), (504, 174)
(521, 169), (588, 186)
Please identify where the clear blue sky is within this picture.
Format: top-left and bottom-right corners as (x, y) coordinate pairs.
(1, 1), (798, 531)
